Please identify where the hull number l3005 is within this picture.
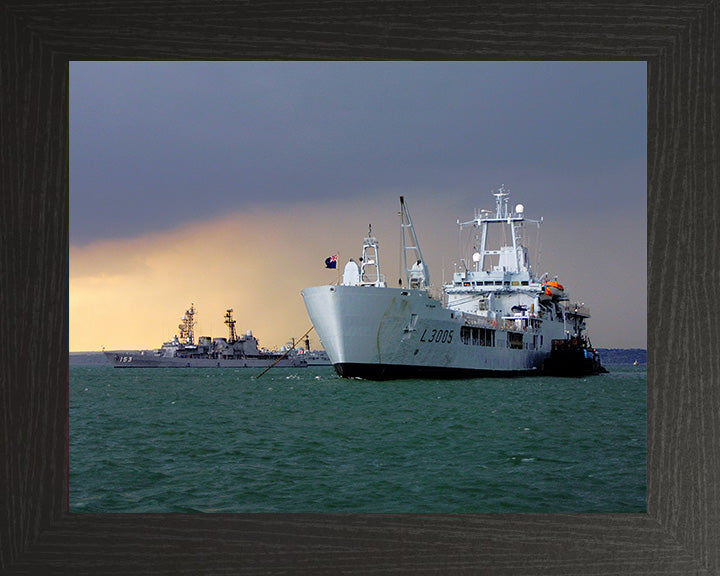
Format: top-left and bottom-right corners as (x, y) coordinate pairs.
(419, 328), (454, 343)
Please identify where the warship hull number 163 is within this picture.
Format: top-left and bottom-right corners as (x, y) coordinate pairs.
(105, 307), (307, 368)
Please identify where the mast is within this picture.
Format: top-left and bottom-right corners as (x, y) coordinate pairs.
(224, 308), (237, 343)
(400, 196), (429, 289)
(458, 186), (539, 274)
(178, 304), (196, 345)
(360, 224), (385, 287)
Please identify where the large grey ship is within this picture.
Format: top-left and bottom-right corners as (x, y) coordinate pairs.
(302, 188), (606, 380)
(105, 306), (307, 368)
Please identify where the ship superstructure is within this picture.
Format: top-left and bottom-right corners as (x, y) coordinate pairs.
(302, 188), (605, 379)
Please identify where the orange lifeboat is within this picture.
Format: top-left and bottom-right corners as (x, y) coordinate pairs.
(542, 280), (565, 299)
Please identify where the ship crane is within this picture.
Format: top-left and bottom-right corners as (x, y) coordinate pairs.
(400, 196), (429, 289)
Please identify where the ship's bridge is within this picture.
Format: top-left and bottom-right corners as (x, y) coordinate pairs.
(449, 188), (542, 295)
(445, 269), (538, 293)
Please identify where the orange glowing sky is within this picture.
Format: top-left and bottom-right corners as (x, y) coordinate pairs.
(70, 198), (414, 351)
(70, 191), (646, 351)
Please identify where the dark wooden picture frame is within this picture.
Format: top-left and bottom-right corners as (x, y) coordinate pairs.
(1, 2), (717, 574)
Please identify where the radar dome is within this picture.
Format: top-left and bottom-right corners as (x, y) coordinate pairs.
(515, 203), (524, 214)
(472, 252), (481, 262)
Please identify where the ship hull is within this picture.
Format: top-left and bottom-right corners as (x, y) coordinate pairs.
(334, 362), (538, 380)
(301, 285), (565, 380)
(104, 351), (305, 368)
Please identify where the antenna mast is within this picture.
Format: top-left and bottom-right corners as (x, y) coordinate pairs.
(224, 309), (237, 343)
(178, 304), (196, 345)
(360, 224), (384, 286)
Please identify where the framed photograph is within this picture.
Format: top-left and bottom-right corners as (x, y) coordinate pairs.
(2, 2), (717, 574)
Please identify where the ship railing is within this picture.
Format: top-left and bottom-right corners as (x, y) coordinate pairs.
(461, 311), (540, 333)
(461, 312), (503, 330)
(330, 274), (388, 287)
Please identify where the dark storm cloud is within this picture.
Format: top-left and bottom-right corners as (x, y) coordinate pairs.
(70, 61), (646, 245)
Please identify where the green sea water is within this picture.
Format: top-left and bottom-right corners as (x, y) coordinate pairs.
(70, 364), (646, 513)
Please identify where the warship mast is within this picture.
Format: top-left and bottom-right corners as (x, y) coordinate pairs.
(224, 309), (237, 343)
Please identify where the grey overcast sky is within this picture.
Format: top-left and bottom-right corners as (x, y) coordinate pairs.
(70, 61), (646, 350)
(70, 61), (645, 243)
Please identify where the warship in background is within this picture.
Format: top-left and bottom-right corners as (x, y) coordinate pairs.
(105, 306), (307, 368)
(302, 188), (607, 380)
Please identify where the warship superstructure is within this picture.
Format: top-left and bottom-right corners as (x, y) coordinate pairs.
(302, 188), (606, 380)
(105, 306), (307, 368)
